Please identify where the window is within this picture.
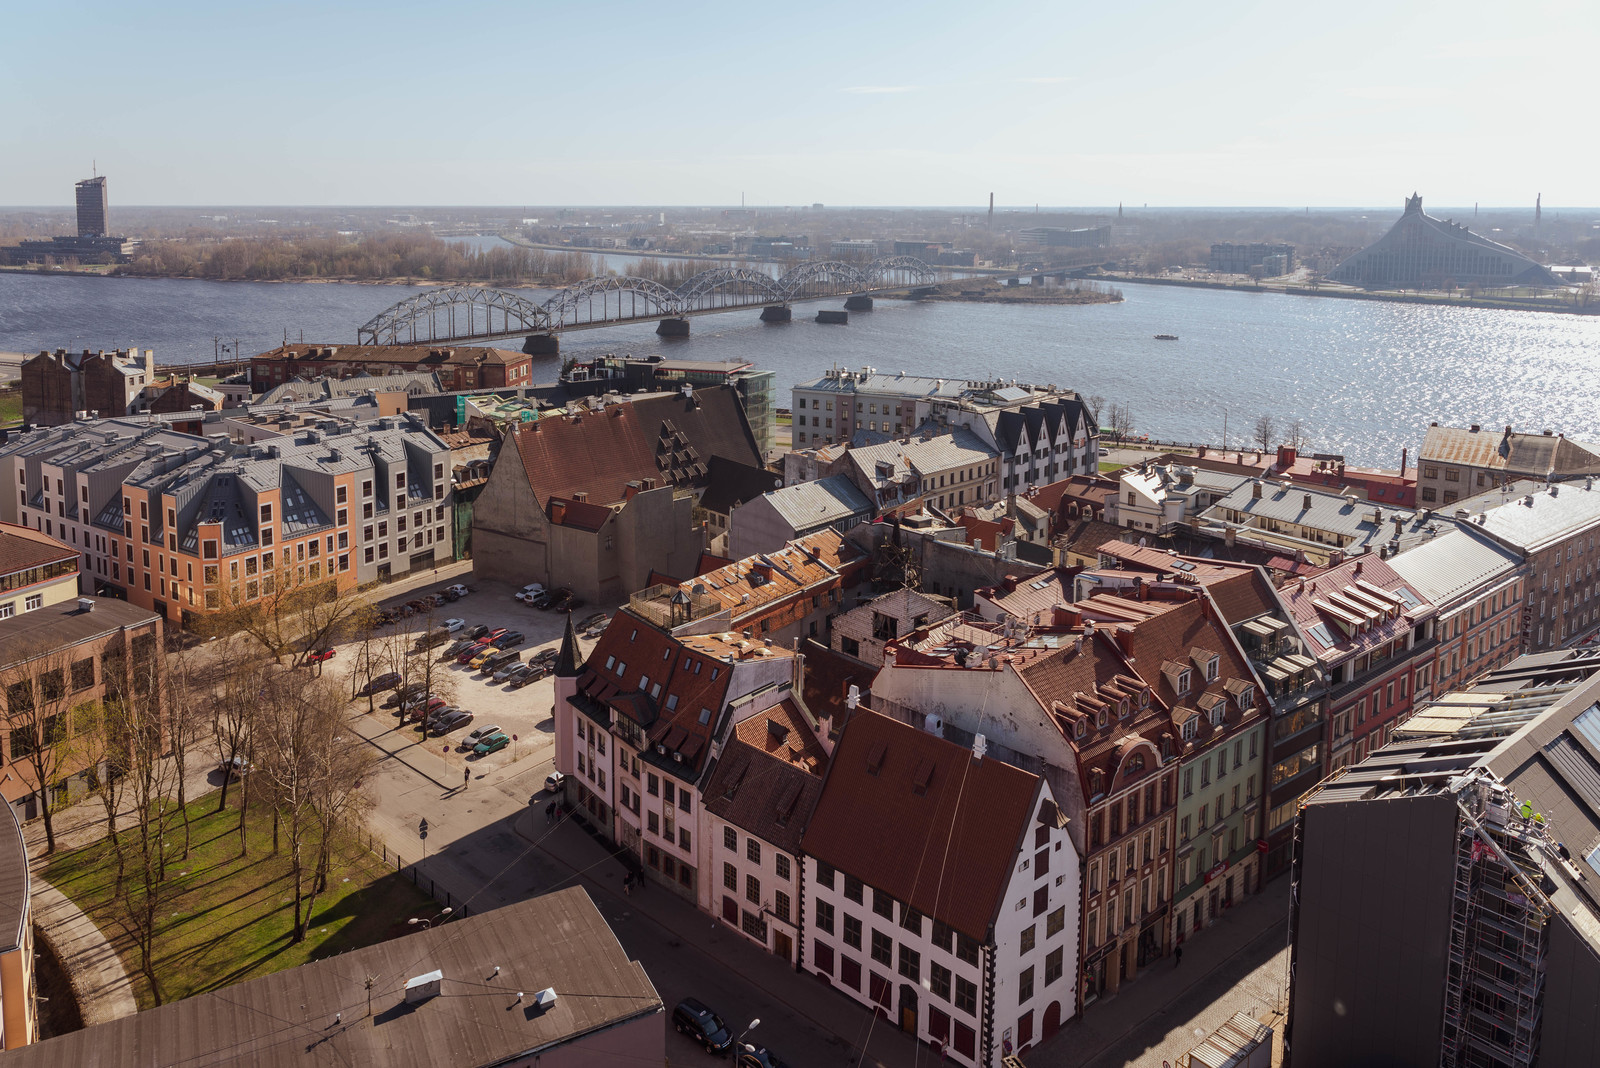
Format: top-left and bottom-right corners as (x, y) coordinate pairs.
(1020, 924), (1036, 954)
(956, 933), (980, 966)
(747, 839), (762, 865)
(930, 962), (952, 1001)
(1046, 906), (1065, 937)
(898, 945), (921, 982)
(844, 914), (862, 949)
(900, 904), (923, 938)
(774, 889), (790, 923)
(741, 910), (767, 942)
(955, 976), (978, 1016)
(775, 853), (791, 880)
(724, 826), (737, 851)
(724, 862), (737, 891)
(816, 899), (835, 934)
(845, 874), (864, 904)
(1033, 885), (1048, 917)
(817, 861), (836, 890)
(746, 874), (760, 905)
(873, 888), (895, 920)
(871, 930), (893, 966)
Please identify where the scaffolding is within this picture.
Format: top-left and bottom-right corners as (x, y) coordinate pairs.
(1440, 777), (1551, 1068)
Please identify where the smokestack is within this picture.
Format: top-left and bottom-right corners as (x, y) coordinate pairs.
(1400, 446), (1407, 477)
(988, 192), (994, 228)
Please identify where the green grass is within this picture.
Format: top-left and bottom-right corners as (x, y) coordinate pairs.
(1099, 460), (1127, 473)
(43, 791), (431, 1009)
(0, 394), (20, 425)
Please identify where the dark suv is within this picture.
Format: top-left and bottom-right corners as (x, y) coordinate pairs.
(672, 998), (732, 1054)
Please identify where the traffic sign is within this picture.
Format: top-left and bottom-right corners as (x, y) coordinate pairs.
(418, 818), (429, 841)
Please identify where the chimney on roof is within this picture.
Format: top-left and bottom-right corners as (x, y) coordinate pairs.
(571, 490), (588, 503)
(1470, 424), (1480, 433)
(972, 733), (987, 763)
(1302, 492), (1312, 510)
(1252, 480), (1263, 499)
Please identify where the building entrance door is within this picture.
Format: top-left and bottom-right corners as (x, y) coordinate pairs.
(898, 984), (918, 1034)
(774, 931), (792, 963)
(1208, 887), (1219, 921)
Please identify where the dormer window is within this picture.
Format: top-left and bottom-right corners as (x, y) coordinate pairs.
(1096, 709), (1107, 728)
(1176, 669), (1191, 694)
(1235, 685), (1254, 709)
(1119, 699), (1130, 719)
(1128, 754), (1145, 774)
(1209, 703), (1225, 726)
(1181, 715), (1199, 741)
(1074, 718), (1087, 739)
(1140, 690), (1150, 708)
(1206, 656), (1220, 682)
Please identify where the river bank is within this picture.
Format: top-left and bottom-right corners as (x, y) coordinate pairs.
(895, 278), (1121, 306)
(1105, 271), (1599, 316)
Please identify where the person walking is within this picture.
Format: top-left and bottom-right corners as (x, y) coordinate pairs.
(463, 767), (470, 791)
(1175, 946), (1183, 967)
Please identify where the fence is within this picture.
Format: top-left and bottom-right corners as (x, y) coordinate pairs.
(350, 823), (467, 919)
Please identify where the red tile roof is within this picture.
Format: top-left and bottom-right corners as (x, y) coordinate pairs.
(801, 640), (872, 734)
(686, 529), (868, 628)
(705, 699), (830, 854)
(802, 709), (1042, 942)
(0, 522), (77, 577)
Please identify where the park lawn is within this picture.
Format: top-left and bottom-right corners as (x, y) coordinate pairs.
(1099, 460), (1126, 473)
(0, 393), (21, 424)
(43, 791), (432, 1009)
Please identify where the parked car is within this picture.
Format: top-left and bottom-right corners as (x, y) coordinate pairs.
(509, 663), (549, 688)
(444, 583), (471, 600)
(489, 658), (528, 684)
(576, 611), (607, 630)
(305, 647), (337, 663)
(441, 617), (466, 633)
(421, 704), (462, 730)
(478, 649), (519, 674)
(672, 999), (733, 1054)
(737, 1047), (789, 1068)
(441, 638), (475, 659)
(466, 624), (490, 640)
(528, 589), (557, 609)
(491, 630), (525, 649)
(544, 771), (566, 792)
(473, 732), (511, 755)
(501, 664), (536, 686)
(469, 647), (505, 670)
(429, 708), (473, 735)
(406, 696), (448, 724)
(217, 756), (250, 781)
(463, 725), (503, 749)
(401, 689), (438, 711)
(457, 642), (491, 665)
(357, 671), (402, 696)
(515, 583), (544, 602)
(382, 682), (427, 708)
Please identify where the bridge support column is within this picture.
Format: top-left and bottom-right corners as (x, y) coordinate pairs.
(759, 305), (792, 323)
(843, 295), (874, 312)
(910, 286), (936, 299)
(656, 318), (690, 338)
(815, 310), (849, 325)
(522, 333), (560, 356)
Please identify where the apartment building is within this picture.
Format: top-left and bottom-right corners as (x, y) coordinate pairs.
(0, 523), (82, 617)
(680, 528), (871, 648)
(843, 430), (999, 514)
(1, 596), (165, 823)
(1464, 478), (1600, 651)
(1418, 422), (1600, 506)
(831, 588), (956, 668)
(700, 697), (828, 967)
(869, 610), (1181, 1008)
(1390, 527), (1527, 694)
(0, 805), (35, 1050)
(553, 592), (804, 902)
(1115, 463), (1249, 535)
(1198, 478), (1445, 563)
(727, 475), (873, 559)
(1, 413), (452, 626)
(1286, 651), (1600, 1068)
(1280, 556), (1438, 776)
(19, 348), (155, 426)
(802, 709), (1080, 1066)
(250, 343), (535, 393)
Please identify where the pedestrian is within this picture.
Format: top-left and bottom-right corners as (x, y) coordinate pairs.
(545, 805), (554, 825)
(1175, 946), (1183, 967)
(623, 874), (632, 896)
(463, 767), (470, 790)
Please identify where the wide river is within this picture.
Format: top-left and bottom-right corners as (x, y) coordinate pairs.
(3, 269), (1597, 469)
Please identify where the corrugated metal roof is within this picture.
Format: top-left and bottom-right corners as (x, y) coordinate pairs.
(1464, 479), (1600, 553)
(763, 474), (873, 530)
(1389, 527), (1523, 610)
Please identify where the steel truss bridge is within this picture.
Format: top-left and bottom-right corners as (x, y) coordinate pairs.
(356, 257), (941, 346)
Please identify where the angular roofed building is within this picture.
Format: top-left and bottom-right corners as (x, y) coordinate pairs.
(727, 473), (873, 559)
(1419, 422), (1600, 506)
(1330, 193), (1556, 289)
(801, 708), (1080, 1066)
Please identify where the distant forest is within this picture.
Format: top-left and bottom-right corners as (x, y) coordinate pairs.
(114, 232), (601, 284)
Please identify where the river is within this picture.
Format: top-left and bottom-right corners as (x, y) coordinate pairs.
(2, 270), (1596, 469)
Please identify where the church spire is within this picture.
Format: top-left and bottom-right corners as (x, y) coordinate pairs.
(555, 612), (586, 678)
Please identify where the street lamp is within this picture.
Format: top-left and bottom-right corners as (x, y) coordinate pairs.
(407, 907), (453, 930)
(735, 1017), (761, 1053)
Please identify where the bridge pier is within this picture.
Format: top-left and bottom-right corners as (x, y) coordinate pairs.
(759, 305), (792, 323)
(815, 310), (849, 325)
(910, 286), (936, 300)
(843, 295), (874, 312)
(656, 318), (690, 338)
(522, 333), (560, 356)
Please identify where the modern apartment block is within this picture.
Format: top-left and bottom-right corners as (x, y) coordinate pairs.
(1461, 478), (1600, 651)
(802, 708), (1080, 1066)
(1, 413), (452, 626)
(1285, 650), (1600, 1068)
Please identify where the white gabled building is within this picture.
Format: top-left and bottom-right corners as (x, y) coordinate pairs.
(801, 708), (1080, 1066)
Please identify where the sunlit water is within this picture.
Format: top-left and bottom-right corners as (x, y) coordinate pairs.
(3, 271), (1596, 468)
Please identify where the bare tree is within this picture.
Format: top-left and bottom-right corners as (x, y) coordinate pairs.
(1253, 414), (1278, 453)
(1085, 394), (1106, 427)
(2, 643), (100, 854)
(1105, 401), (1137, 443)
(164, 649), (205, 858)
(205, 562), (373, 669)
(1284, 418), (1311, 453)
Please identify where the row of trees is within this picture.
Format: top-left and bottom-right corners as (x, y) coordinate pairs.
(117, 231), (601, 284)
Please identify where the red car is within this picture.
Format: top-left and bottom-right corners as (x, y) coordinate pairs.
(456, 642), (490, 664)
(306, 648), (337, 663)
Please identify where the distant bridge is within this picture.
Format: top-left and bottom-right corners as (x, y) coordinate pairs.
(355, 257), (943, 350)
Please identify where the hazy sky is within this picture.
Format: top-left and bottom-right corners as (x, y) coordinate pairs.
(5, 0), (1595, 207)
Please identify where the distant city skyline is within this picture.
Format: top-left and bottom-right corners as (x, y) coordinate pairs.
(3, 0), (1595, 208)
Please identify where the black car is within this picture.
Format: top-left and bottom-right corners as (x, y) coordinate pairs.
(466, 624), (490, 640)
(509, 663), (550, 688)
(737, 1047), (788, 1068)
(491, 630), (525, 649)
(672, 998), (732, 1054)
(357, 671), (402, 696)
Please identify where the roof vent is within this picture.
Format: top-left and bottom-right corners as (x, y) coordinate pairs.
(404, 969), (443, 1004)
(533, 988), (558, 1010)
(77, 597), (94, 612)
(972, 733), (988, 762)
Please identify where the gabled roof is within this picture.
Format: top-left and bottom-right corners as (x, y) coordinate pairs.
(705, 700), (828, 855)
(698, 454), (783, 516)
(758, 474), (873, 532)
(1389, 528), (1524, 612)
(1280, 556), (1433, 663)
(509, 387), (760, 507)
(802, 709), (1041, 942)
(0, 521), (78, 577)
(686, 529), (868, 623)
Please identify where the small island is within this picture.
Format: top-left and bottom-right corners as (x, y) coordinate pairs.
(896, 277), (1123, 305)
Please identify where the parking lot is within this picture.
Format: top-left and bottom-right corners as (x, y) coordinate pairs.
(328, 575), (616, 785)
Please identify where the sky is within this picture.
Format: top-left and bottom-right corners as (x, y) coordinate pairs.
(4, 0), (1597, 208)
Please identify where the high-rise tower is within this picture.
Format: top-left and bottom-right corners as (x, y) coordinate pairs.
(75, 176), (108, 238)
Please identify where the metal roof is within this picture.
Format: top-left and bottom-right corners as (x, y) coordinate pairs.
(1458, 478), (1600, 553)
(1388, 527), (1524, 611)
(761, 474), (873, 531)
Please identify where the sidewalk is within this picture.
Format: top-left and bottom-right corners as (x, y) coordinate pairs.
(28, 876), (138, 1025)
(515, 805), (926, 1068)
